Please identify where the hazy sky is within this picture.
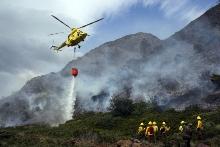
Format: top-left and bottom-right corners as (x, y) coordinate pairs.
(0, 0), (218, 97)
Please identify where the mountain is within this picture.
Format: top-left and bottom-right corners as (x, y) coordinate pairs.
(166, 3), (220, 107)
(0, 4), (220, 127)
(170, 3), (220, 64)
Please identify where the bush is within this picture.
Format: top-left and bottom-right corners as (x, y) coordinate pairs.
(165, 108), (176, 113)
(184, 105), (203, 113)
(132, 101), (149, 115)
(95, 115), (116, 129)
(148, 98), (163, 113)
(132, 100), (162, 114)
(109, 97), (134, 117)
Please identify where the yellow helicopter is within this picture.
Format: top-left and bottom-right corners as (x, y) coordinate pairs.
(50, 15), (104, 52)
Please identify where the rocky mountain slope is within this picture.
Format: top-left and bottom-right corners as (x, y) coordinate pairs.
(0, 4), (220, 126)
(166, 4), (220, 106)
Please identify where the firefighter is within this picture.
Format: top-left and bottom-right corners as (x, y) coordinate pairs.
(183, 123), (193, 147)
(160, 122), (170, 135)
(145, 121), (154, 143)
(160, 122), (170, 146)
(178, 121), (186, 146)
(137, 122), (145, 139)
(179, 121), (186, 133)
(196, 116), (203, 139)
(153, 121), (158, 143)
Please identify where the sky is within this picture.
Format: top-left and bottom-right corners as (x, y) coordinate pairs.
(0, 0), (218, 97)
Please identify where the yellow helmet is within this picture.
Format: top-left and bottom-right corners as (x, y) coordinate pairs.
(153, 121), (157, 125)
(181, 121), (185, 124)
(148, 121), (152, 125)
(197, 116), (201, 120)
(140, 122), (144, 126)
(162, 122), (166, 125)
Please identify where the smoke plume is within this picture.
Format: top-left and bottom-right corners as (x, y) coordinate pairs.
(0, 4), (220, 126)
(0, 74), (76, 127)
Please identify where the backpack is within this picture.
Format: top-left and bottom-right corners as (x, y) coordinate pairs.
(160, 127), (166, 134)
(149, 126), (154, 135)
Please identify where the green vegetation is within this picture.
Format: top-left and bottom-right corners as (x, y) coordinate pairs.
(0, 99), (220, 147)
(109, 96), (134, 116)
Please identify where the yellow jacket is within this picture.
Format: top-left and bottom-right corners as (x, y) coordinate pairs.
(197, 120), (203, 129)
(160, 125), (170, 134)
(138, 126), (145, 134)
(153, 125), (158, 133)
(179, 125), (184, 132)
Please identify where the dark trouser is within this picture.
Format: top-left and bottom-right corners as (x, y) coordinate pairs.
(183, 138), (191, 147)
(197, 128), (203, 140)
(154, 133), (157, 143)
(161, 134), (169, 147)
(137, 133), (145, 140)
(148, 135), (154, 143)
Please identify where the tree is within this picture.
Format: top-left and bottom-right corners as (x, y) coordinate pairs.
(109, 96), (134, 117)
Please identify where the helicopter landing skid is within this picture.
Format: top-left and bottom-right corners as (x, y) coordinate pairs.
(73, 44), (81, 53)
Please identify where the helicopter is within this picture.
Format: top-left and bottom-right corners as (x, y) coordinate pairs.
(50, 15), (104, 52)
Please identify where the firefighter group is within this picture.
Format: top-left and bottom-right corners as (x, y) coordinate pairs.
(137, 115), (203, 146)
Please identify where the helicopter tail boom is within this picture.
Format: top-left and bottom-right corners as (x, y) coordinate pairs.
(50, 46), (61, 51)
(50, 42), (67, 52)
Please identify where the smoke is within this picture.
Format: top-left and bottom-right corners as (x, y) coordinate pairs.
(0, 30), (218, 127)
(1, 9), (220, 126)
(130, 41), (215, 105)
(0, 74), (76, 127)
(73, 36), (218, 111)
(69, 9), (220, 110)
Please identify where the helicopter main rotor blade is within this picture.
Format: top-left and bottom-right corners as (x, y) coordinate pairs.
(78, 18), (104, 29)
(51, 15), (72, 29)
(48, 32), (65, 36)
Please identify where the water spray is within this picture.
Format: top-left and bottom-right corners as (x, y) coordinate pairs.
(70, 68), (78, 116)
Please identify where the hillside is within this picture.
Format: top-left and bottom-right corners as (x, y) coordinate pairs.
(0, 102), (220, 147)
(0, 4), (220, 127)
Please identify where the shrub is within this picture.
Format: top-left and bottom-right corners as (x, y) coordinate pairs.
(109, 97), (134, 117)
(142, 97), (163, 113)
(184, 105), (202, 113)
(165, 108), (176, 113)
(95, 115), (116, 129)
(132, 101), (149, 115)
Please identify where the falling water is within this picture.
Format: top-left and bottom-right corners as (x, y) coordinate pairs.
(63, 77), (76, 121)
